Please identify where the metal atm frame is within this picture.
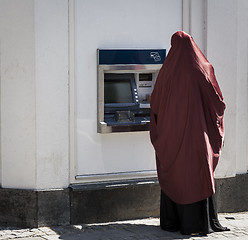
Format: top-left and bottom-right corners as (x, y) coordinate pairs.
(97, 49), (166, 133)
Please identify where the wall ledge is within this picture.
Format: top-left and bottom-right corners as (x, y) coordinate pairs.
(0, 174), (247, 227)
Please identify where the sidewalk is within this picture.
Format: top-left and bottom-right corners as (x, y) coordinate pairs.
(0, 212), (248, 240)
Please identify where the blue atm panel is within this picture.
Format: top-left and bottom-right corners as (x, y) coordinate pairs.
(99, 49), (166, 65)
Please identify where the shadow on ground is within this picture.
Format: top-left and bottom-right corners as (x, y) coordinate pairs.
(48, 223), (193, 240)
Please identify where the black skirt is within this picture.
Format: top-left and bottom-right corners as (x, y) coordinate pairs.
(160, 190), (229, 235)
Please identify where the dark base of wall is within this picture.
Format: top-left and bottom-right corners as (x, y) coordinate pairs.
(0, 174), (247, 227)
(70, 179), (160, 224)
(0, 189), (70, 228)
(215, 174), (248, 213)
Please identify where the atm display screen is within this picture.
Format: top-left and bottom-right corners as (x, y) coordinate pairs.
(104, 80), (133, 104)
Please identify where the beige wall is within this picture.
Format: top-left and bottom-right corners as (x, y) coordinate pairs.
(0, 0), (69, 189)
(0, 0), (36, 188)
(0, 0), (247, 190)
(206, 0), (248, 177)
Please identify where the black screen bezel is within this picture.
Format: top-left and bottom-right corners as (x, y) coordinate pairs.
(104, 73), (139, 114)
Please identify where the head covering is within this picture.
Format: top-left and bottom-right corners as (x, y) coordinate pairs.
(150, 31), (226, 205)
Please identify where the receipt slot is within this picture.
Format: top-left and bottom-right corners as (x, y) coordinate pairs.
(97, 49), (166, 133)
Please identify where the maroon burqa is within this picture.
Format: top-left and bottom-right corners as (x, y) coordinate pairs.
(150, 31), (226, 205)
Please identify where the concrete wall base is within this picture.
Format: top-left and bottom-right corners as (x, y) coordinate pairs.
(0, 189), (70, 228)
(0, 174), (247, 227)
(215, 173), (248, 212)
(70, 179), (160, 225)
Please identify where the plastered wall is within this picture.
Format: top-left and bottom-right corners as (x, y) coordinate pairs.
(0, 0), (36, 189)
(206, 0), (248, 177)
(73, 0), (183, 182)
(0, 0), (247, 190)
(0, 0), (69, 189)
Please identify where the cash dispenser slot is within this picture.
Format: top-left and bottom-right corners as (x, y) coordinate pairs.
(97, 49), (166, 133)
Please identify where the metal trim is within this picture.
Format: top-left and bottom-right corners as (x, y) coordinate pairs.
(75, 170), (157, 183)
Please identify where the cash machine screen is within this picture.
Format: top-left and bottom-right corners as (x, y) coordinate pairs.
(104, 73), (138, 113)
(104, 80), (133, 104)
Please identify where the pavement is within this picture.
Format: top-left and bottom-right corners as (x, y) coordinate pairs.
(0, 212), (248, 240)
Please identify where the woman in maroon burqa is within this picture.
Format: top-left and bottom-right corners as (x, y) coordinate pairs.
(150, 31), (229, 235)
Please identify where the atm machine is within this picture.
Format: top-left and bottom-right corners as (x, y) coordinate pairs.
(97, 49), (166, 133)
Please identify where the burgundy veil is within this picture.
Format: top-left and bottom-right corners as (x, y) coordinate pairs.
(150, 31), (226, 204)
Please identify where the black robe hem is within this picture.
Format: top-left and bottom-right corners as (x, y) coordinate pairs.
(160, 190), (230, 236)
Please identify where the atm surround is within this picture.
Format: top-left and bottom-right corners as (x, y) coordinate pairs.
(97, 49), (166, 133)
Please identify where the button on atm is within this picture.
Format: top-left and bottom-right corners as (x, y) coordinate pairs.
(97, 49), (166, 133)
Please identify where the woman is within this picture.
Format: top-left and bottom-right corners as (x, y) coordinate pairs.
(150, 31), (229, 235)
